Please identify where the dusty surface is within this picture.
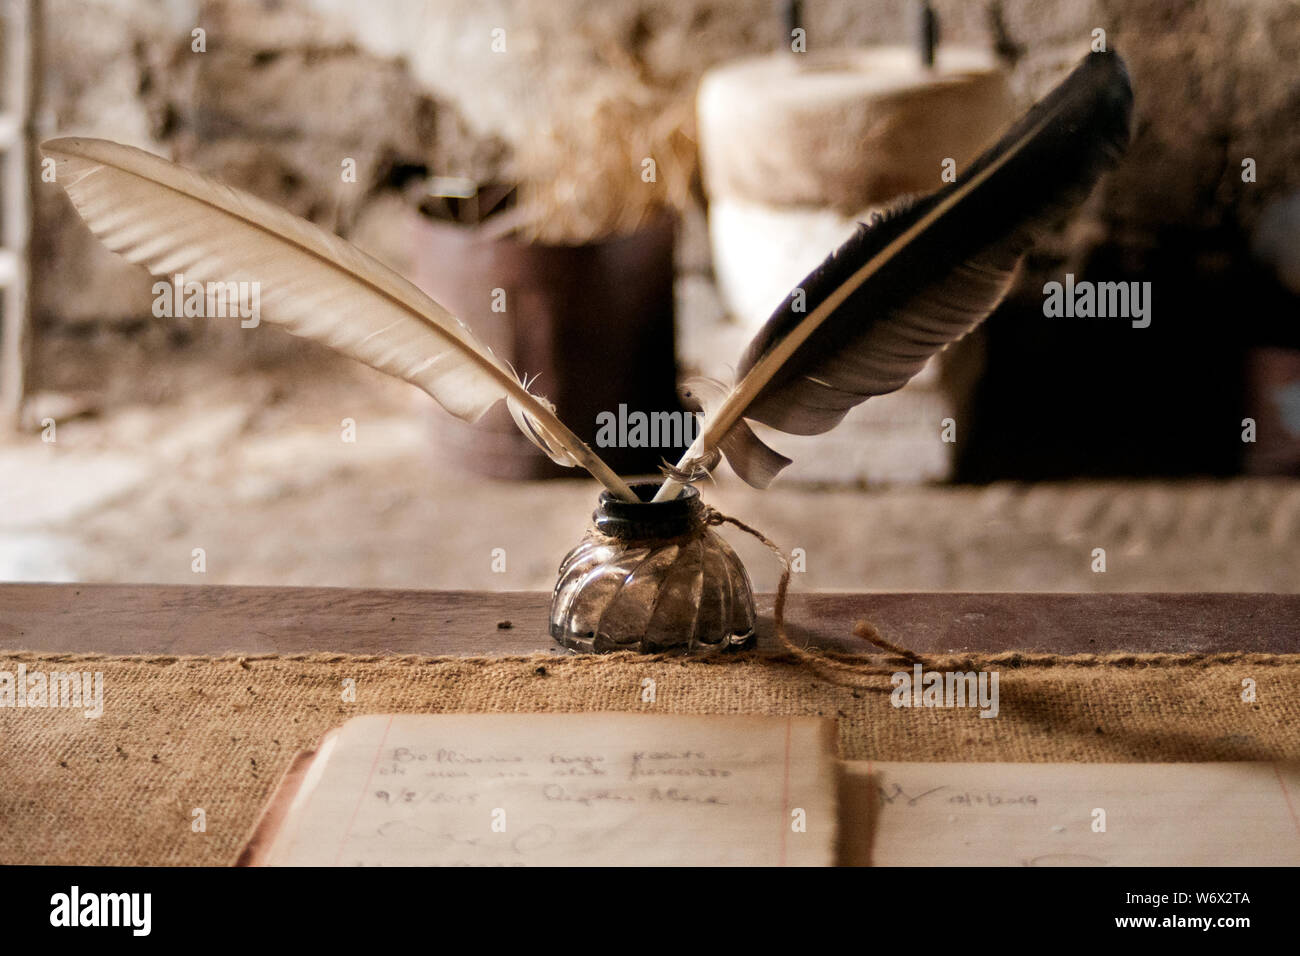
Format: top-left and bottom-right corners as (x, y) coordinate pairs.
(4, 346), (1298, 594)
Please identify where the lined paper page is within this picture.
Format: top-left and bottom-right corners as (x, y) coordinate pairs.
(263, 713), (838, 866)
(841, 761), (1300, 866)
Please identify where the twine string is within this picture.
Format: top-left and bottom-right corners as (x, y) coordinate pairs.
(700, 506), (933, 687)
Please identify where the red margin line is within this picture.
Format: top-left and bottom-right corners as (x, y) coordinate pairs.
(334, 714), (395, 866)
(1273, 763), (1300, 847)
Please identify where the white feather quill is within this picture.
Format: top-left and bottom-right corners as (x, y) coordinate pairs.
(42, 137), (636, 500)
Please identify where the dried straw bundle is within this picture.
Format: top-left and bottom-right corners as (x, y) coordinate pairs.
(513, 70), (696, 243)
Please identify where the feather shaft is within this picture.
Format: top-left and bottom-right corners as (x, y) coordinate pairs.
(43, 136), (637, 501)
(656, 51), (1132, 501)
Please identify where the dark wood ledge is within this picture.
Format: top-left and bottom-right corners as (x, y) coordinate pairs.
(1, 584), (1296, 657)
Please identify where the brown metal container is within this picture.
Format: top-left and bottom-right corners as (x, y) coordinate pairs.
(408, 214), (682, 479)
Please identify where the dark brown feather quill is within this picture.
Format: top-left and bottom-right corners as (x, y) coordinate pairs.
(657, 50), (1133, 499)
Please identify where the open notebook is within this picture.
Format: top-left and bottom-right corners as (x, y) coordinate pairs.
(240, 713), (839, 866)
(241, 712), (1300, 866)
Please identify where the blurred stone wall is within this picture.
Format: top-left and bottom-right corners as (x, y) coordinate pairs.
(31, 0), (509, 368)
(31, 0), (1300, 360)
(305, 0), (1300, 262)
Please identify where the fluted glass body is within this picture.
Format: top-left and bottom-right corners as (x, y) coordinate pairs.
(549, 483), (757, 654)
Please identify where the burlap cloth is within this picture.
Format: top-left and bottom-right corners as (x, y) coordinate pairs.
(2, 650), (1297, 866)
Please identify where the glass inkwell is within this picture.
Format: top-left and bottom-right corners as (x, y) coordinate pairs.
(549, 482), (757, 654)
